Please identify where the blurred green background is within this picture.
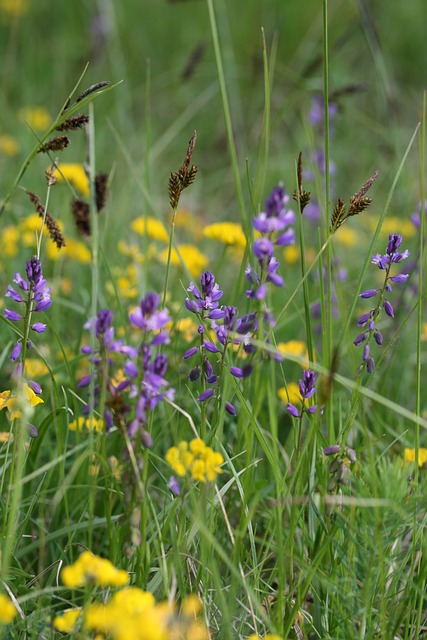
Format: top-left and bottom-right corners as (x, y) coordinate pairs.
(0, 0), (425, 226)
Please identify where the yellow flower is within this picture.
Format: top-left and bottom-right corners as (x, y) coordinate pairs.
(158, 244), (208, 278)
(0, 432), (13, 444)
(0, 385), (43, 421)
(0, 594), (17, 624)
(25, 358), (48, 378)
(68, 417), (104, 432)
(277, 340), (309, 368)
(173, 317), (199, 342)
(422, 323), (427, 341)
(277, 382), (301, 406)
(334, 226), (357, 248)
(47, 237), (91, 263)
(53, 608), (82, 633)
(131, 216), (169, 242)
(166, 438), (224, 483)
(61, 551), (129, 588)
(283, 245), (299, 265)
(0, 225), (19, 257)
(380, 216), (416, 239)
(404, 448), (427, 467)
(53, 163), (90, 196)
(0, 134), (19, 156)
(203, 222), (247, 249)
(19, 106), (52, 131)
(118, 240), (145, 263)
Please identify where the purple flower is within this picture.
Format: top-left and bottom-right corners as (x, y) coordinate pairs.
(4, 256), (52, 364)
(354, 233), (410, 374)
(197, 388), (215, 403)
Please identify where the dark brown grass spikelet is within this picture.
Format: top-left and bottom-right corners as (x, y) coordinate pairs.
(37, 136), (70, 154)
(95, 173), (109, 211)
(56, 114), (89, 132)
(182, 42), (206, 81)
(76, 81), (110, 103)
(168, 131), (198, 209)
(293, 151), (311, 213)
(330, 170), (378, 232)
(330, 198), (346, 232)
(26, 190), (66, 248)
(168, 172), (181, 210)
(71, 198), (91, 236)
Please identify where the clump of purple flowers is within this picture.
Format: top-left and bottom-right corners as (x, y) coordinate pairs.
(77, 293), (174, 441)
(246, 184), (295, 300)
(4, 256), (51, 379)
(354, 233), (410, 373)
(286, 369), (318, 419)
(184, 272), (251, 416)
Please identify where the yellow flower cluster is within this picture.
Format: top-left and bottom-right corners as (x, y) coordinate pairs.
(277, 340), (309, 367)
(53, 163), (90, 196)
(53, 586), (208, 640)
(203, 222), (247, 249)
(0, 134), (19, 156)
(165, 439), (224, 483)
(131, 215), (169, 242)
(0, 594), (17, 624)
(61, 551), (129, 588)
(68, 417), (104, 432)
(18, 106), (51, 130)
(404, 448), (427, 467)
(0, 385), (43, 421)
(277, 381), (301, 406)
(158, 244), (208, 278)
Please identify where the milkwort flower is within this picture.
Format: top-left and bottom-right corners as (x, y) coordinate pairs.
(4, 256), (51, 368)
(126, 292), (175, 438)
(78, 308), (136, 431)
(183, 272), (250, 416)
(354, 233), (410, 373)
(286, 369), (318, 419)
(246, 184), (295, 301)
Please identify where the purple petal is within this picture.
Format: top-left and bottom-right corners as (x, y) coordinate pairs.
(384, 300), (394, 318)
(390, 273), (409, 283)
(4, 309), (23, 322)
(225, 402), (236, 416)
(359, 289), (378, 299)
(31, 322), (46, 333)
(197, 388), (215, 402)
(183, 346), (198, 360)
(286, 403), (300, 418)
(203, 340), (219, 353)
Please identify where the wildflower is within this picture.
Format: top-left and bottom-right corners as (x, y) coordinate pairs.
(324, 444), (357, 489)
(4, 256), (52, 371)
(53, 163), (90, 196)
(131, 215), (169, 242)
(61, 550), (129, 588)
(165, 438), (224, 483)
(68, 416), (104, 432)
(277, 340), (309, 368)
(18, 106), (51, 130)
(404, 448), (427, 468)
(286, 370), (318, 418)
(277, 381), (301, 406)
(203, 221), (247, 248)
(354, 233), (410, 373)
(53, 609), (83, 633)
(0, 134), (19, 156)
(159, 244), (208, 277)
(0, 594), (17, 624)
(247, 635), (283, 640)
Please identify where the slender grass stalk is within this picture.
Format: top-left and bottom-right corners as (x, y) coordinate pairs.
(206, 0), (248, 228)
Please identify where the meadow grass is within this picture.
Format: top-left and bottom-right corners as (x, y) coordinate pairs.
(0, 1), (426, 639)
